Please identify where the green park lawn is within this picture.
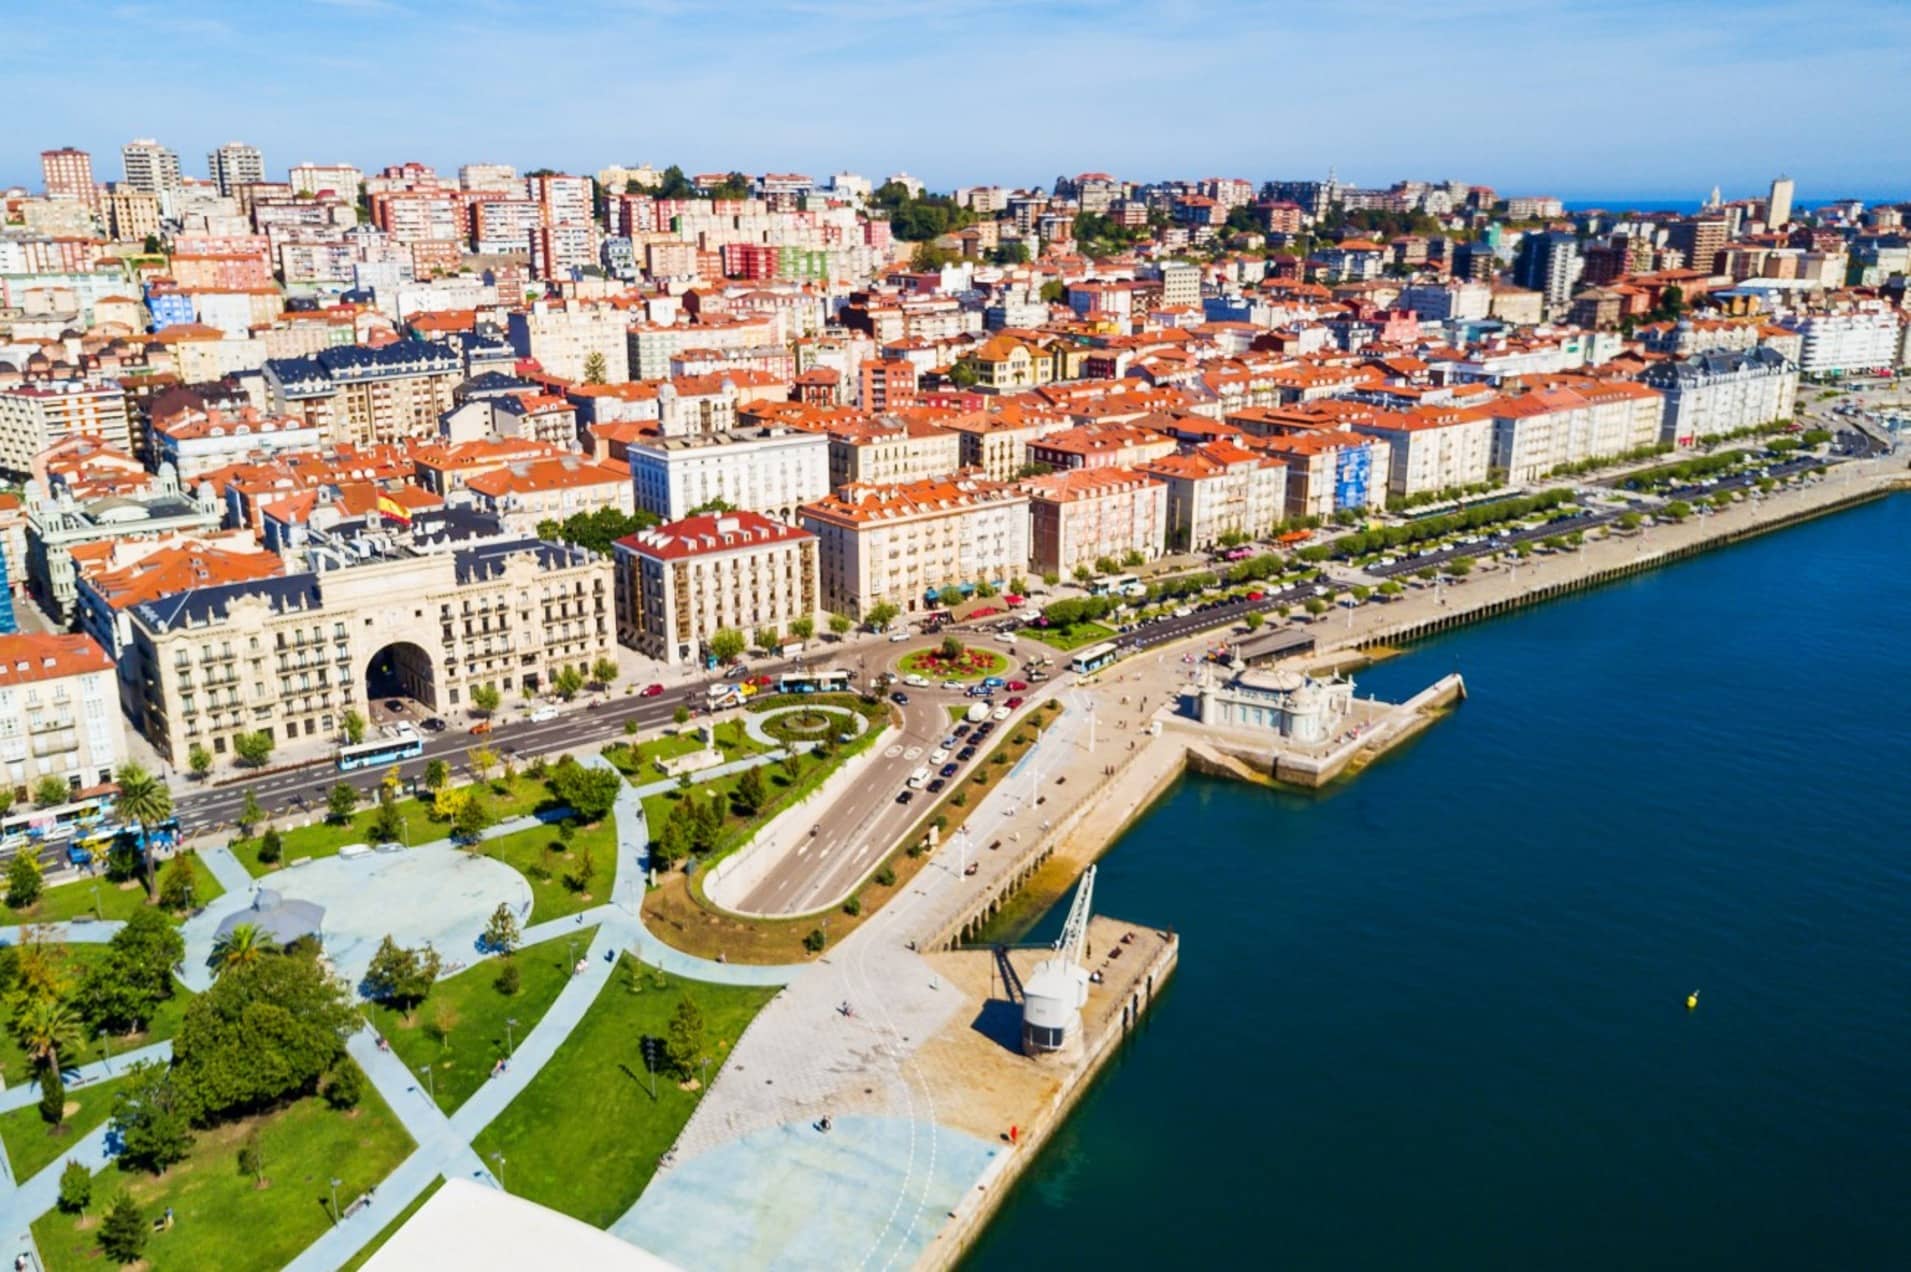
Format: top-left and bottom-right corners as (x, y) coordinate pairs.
(366, 932), (588, 1114)
(0, 1073), (127, 1182)
(1025, 620), (1116, 651)
(0, 948), (194, 1092)
(602, 732), (704, 780)
(759, 705), (857, 746)
(231, 774), (563, 876)
(339, 1177), (443, 1272)
(480, 818), (618, 923)
(32, 1072), (412, 1272)
(1, 855), (225, 926)
(471, 956), (776, 1227)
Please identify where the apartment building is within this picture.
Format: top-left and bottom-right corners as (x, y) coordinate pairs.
(628, 426), (829, 522)
(0, 381), (133, 478)
(801, 476), (1030, 618)
(123, 531), (613, 764)
(0, 633), (125, 799)
(151, 407), (325, 481)
(1489, 380), (1664, 482)
(1253, 431), (1392, 520)
(464, 456), (635, 536)
(824, 416), (961, 487)
(1140, 440), (1286, 551)
(1020, 467), (1167, 576)
(40, 148), (99, 215)
(25, 464), (225, 622)
(207, 142), (265, 197)
(1348, 406), (1495, 498)
(263, 341), (462, 447)
(507, 303), (631, 384)
(613, 511), (819, 664)
(1781, 309), (1901, 376)
(1640, 347), (1799, 447)
(1398, 277), (1492, 322)
(942, 406), (1070, 482)
(1027, 424), (1178, 472)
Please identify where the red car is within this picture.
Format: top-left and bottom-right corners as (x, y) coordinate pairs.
(751, 674), (775, 687)
(640, 683), (665, 697)
(1003, 594), (1024, 606)
(1006, 679), (1028, 691)
(1246, 590), (1264, 601)
(969, 606), (1000, 618)
(1005, 696), (1025, 709)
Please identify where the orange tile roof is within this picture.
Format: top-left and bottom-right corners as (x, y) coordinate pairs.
(0, 633), (113, 685)
(83, 544), (284, 611)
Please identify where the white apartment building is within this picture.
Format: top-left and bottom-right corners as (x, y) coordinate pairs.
(1139, 441), (1286, 552)
(1398, 278), (1493, 322)
(1350, 407), (1496, 497)
(288, 163), (363, 199)
(0, 382), (132, 478)
(1640, 347), (1799, 447)
(613, 511), (819, 664)
(507, 302), (631, 384)
(628, 426), (829, 522)
(1489, 380), (1665, 482)
(207, 142), (265, 197)
(0, 633), (126, 798)
(1021, 467), (1168, 575)
(801, 476), (1031, 619)
(464, 456), (634, 536)
(1782, 309), (1902, 376)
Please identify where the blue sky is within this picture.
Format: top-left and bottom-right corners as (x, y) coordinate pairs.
(9, 0), (1909, 201)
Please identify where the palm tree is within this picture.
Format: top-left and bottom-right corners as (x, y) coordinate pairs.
(211, 923), (278, 975)
(114, 763), (173, 900)
(15, 996), (82, 1078)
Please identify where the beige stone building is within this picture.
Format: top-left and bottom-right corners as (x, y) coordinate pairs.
(0, 381), (132, 478)
(613, 512), (819, 664)
(507, 302), (631, 384)
(1348, 406), (1496, 498)
(1020, 467), (1167, 576)
(123, 535), (613, 763)
(1139, 440), (1286, 551)
(0, 633), (126, 799)
(264, 341), (462, 448)
(824, 416), (961, 488)
(801, 476), (1030, 619)
(464, 456), (635, 537)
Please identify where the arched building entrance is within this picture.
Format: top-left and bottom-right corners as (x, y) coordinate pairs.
(366, 641), (437, 710)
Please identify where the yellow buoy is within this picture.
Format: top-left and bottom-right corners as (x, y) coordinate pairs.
(1686, 990), (1700, 1010)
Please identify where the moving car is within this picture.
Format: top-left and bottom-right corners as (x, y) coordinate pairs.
(640, 683), (665, 697)
(1006, 680), (1028, 691)
(891, 691), (910, 705)
(895, 790), (915, 805)
(904, 674), (930, 687)
(1005, 696), (1025, 709)
(469, 720), (494, 734)
(421, 717), (446, 732)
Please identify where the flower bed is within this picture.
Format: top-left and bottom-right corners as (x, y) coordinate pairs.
(899, 646), (1008, 681)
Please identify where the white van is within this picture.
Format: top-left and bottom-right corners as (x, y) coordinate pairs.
(907, 766), (930, 789)
(530, 705), (559, 722)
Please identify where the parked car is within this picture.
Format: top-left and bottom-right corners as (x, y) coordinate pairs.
(927, 778), (947, 794)
(991, 706), (1010, 721)
(641, 682), (665, 697)
(1005, 696), (1025, 709)
(957, 746), (977, 761)
(1006, 679), (1028, 691)
(895, 790), (915, 805)
(890, 691), (910, 705)
(939, 763), (958, 778)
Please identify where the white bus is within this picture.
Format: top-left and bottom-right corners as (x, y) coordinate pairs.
(337, 725), (424, 772)
(1068, 641), (1120, 675)
(1088, 574), (1140, 597)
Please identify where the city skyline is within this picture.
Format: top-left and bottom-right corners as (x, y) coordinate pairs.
(9, 0), (1911, 198)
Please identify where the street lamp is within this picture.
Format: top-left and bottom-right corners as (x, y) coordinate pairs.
(418, 1063), (435, 1103)
(505, 1017), (518, 1058)
(329, 1177), (343, 1224)
(491, 1152), (508, 1192)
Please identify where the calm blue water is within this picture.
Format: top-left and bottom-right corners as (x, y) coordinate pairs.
(966, 496), (1911, 1270)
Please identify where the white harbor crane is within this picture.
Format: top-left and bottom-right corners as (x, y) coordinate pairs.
(1020, 866), (1096, 1056)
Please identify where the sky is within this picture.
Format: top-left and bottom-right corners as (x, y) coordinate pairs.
(9, 0), (1910, 202)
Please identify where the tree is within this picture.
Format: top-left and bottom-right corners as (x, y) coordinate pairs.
(471, 683), (502, 715)
(158, 851), (198, 913)
(39, 1064), (63, 1125)
(549, 761), (622, 823)
(452, 793), (493, 845)
(828, 612), (852, 637)
(1304, 597), (1330, 617)
(591, 656), (619, 689)
(34, 775), (71, 808)
(16, 994), (81, 1078)
(582, 350), (608, 384)
(1039, 279), (1066, 304)
(423, 758), (450, 791)
(552, 664), (585, 701)
(753, 625), (780, 652)
(708, 628), (746, 663)
(84, 909), (183, 1036)
(466, 747), (499, 783)
(237, 788), (264, 838)
(210, 923), (279, 976)
(341, 709), (367, 745)
(7, 850), (42, 910)
(57, 1158), (91, 1214)
(112, 1060), (192, 1173)
(238, 1128), (264, 1184)
(483, 903), (520, 956)
(673, 704), (691, 727)
(568, 844), (596, 895)
(1446, 556), (1475, 577)
(664, 993), (706, 1080)
(789, 616), (815, 642)
(1351, 584), (1373, 604)
(734, 764), (767, 815)
(176, 953), (355, 1121)
(866, 602), (900, 632)
(256, 827), (282, 865)
(188, 742), (213, 778)
(99, 1191), (148, 1265)
(369, 799), (405, 845)
(327, 781), (360, 824)
(115, 762), (173, 898)
(232, 730), (275, 766)
(324, 1060), (362, 1110)
(1244, 611), (1266, 631)
(1094, 555), (1120, 575)
(495, 959), (521, 995)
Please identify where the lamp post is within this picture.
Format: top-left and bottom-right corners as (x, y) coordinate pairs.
(505, 1016), (518, 1058)
(491, 1152), (508, 1192)
(329, 1177), (343, 1225)
(418, 1064), (435, 1103)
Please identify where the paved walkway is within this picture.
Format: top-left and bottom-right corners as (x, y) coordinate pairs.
(0, 1042), (173, 1112)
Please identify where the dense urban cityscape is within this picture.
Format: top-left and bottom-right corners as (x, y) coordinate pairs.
(1, 37), (1909, 1265)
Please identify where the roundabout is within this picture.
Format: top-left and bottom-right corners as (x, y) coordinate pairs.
(896, 640), (1009, 683)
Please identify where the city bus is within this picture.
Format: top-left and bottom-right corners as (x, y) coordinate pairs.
(777, 669), (852, 694)
(1068, 641), (1120, 675)
(1088, 574), (1139, 597)
(336, 725), (424, 772)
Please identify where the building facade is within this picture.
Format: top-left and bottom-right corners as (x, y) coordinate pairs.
(613, 512), (819, 663)
(801, 476), (1030, 618)
(1021, 467), (1168, 576)
(628, 426), (829, 523)
(0, 633), (125, 799)
(0, 382), (133, 479)
(1640, 347), (1799, 446)
(263, 341), (462, 448)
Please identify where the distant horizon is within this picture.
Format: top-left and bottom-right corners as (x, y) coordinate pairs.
(7, 1), (1911, 199)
